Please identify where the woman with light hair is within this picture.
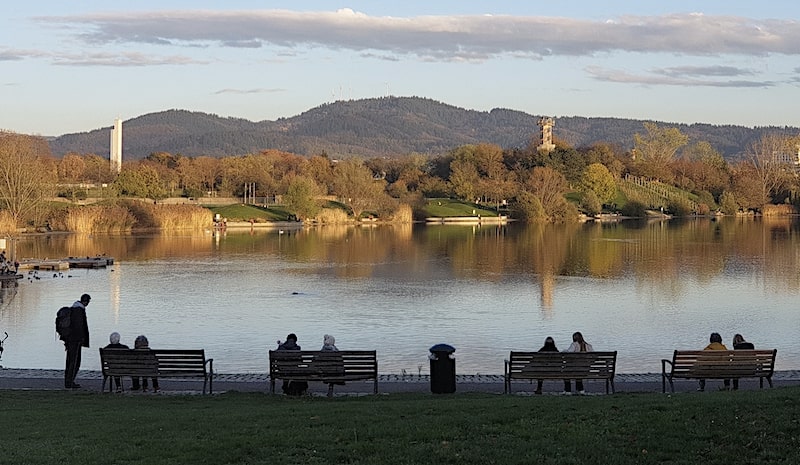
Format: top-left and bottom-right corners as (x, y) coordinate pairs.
(103, 332), (129, 392)
(321, 334), (338, 351)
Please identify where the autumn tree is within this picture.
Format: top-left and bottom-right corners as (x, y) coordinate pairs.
(332, 158), (385, 218)
(113, 163), (167, 200)
(448, 148), (480, 202)
(581, 163), (617, 204)
(58, 152), (86, 182)
(633, 122), (689, 181)
(520, 166), (576, 221)
(0, 131), (57, 227)
(673, 141), (730, 198)
(737, 133), (794, 207)
(283, 176), (322, 220)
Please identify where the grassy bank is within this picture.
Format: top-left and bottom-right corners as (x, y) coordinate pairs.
(2, 388), (798, 464)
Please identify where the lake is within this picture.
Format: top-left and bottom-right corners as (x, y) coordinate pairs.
(1, 217), (799, 375)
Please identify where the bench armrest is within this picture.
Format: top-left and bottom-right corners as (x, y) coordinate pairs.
(661, 359), (673, 375)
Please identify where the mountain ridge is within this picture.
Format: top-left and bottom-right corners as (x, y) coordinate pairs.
(47, 96), (795, 160)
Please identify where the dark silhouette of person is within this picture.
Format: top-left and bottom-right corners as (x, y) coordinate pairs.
(64, 293), (91, 389)
(731, 333), (755, 390)
(534, 336), (559, 394)
(277, 333), (308, 395)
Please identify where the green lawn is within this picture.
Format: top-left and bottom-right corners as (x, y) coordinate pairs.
(423, 198), (501, 217)
(2, 388), (798, 464)
(205, 204), (292, 222)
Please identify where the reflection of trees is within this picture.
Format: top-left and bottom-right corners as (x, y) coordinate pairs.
(14, 217), (800, 303)
(516, 222), (580, 313)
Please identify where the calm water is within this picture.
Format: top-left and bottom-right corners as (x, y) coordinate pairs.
(1, 217), (799, 375)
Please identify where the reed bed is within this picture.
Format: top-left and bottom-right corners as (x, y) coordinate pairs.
(48, 202), (212, 233)
(762, 204), (796, 216)
(387, 203), (413, 223)
(123, 201), (212, 230)
(0, 210), (17, 235)
(313, 207), (350, 224)
(52, 205), (136, 233)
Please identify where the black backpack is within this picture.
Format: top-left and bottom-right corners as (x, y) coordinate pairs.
(55, 306), (72, 341)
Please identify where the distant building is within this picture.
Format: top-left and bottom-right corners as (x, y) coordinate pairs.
(774, 145), (800, 166)
(537, 117), (555, 152)
(110, 118), (122, 173)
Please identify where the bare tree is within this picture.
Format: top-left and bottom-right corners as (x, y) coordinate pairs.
(0, 131), (57, 227)
(740, 133), (794, 207)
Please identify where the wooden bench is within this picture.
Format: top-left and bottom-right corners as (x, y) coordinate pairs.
(661, 349), (776, 393)
(99, 348), (214, 394)
(268, 350), (378, 396)
(504, 351), (617, 394)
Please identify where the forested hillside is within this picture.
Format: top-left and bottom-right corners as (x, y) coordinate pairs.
(48, 97), (795, 160)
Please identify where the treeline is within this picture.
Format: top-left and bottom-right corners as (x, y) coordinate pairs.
(48, 97), (792, 160)
(54, 122), (800, 224)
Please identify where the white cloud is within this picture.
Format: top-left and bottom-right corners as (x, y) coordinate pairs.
(586, 65), (776, 88)
(33, 10), (800, 61)
(214, 88), (286, 95)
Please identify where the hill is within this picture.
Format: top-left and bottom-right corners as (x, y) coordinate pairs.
(47, 96), (795, 160)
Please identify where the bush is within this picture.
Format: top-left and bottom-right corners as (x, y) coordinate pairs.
(580, 191), (602, 216)
(621, 200), (648, 218)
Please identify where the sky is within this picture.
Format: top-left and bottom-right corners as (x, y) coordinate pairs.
(2, 1), (800, 137)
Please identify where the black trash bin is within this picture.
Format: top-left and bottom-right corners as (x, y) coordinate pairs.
(429, 343), (456, 394)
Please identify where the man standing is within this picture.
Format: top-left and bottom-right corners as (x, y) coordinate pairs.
(64, 293), (91, 389)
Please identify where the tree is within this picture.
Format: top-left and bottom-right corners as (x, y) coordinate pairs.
(283, 176), (322, 220)
(521, 166), (573, 221)
(0, 131), (57, 227)
(739, 133), (794, 207)
(633, 122), (688, 181)
(581, 163), (616, 204)
(332, 159), (385, 219)
(58, 153), (86, 183)
(113, 163), (167, 199)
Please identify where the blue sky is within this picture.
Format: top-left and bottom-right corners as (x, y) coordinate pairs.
(2, 1), (799, 136)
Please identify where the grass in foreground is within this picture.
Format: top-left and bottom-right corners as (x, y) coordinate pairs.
(1, 388), (799, 464)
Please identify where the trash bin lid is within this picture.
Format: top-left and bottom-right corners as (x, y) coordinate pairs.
(429, 343), (455, 353)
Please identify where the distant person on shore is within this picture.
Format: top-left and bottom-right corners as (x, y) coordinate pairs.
(564, 331), (593, 395)
(63, 293), (91, 389)
(131, 335), (159, 392)
(276, 333), (307, 395)
(534, 336), (558, 395)
(699, 332), (730, 391)
(103, 332), (129, 392)
(731, 334), (755, 390)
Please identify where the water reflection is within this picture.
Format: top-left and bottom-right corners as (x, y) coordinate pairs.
(2, 217), (800, 373)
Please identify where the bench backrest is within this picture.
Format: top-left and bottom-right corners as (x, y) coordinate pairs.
(100, 348), (158, 377)
(153, 349), (209, 377)
(100, 348), (209, 377)
(669, 349), (776, 377)
(508, 351), (617, 378)
(269, 350), (377, 378)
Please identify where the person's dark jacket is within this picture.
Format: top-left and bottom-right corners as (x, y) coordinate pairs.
(278, 340), (301, 351)
(67, 304), (90, 348)
(734, 341), (755, 350)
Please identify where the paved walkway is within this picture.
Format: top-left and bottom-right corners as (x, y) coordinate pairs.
(2, 368), (800, 395)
